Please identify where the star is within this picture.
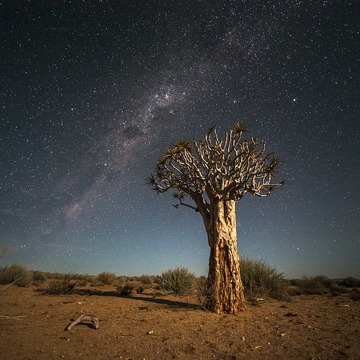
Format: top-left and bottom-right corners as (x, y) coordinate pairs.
(0, 0), (358, 279)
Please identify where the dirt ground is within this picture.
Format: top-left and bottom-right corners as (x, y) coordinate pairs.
(1, 283), (359, 360)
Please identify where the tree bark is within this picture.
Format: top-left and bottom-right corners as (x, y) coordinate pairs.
(203, 199), (246, 314)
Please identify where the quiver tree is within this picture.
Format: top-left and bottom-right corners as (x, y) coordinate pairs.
(147, 124), (284, 314)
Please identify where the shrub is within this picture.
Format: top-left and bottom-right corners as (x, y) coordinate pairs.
(296, 276), (334, 295)
(117, 280), (150, 295)
(328, 282), (348, 295)
(136, 285), (145, 294)
(96, 272), (117, 285)
(289, 276), (350, 295)
(33, 271), (47, 283)
(306, 276), (328, 294)
(240, 257), (287, 301)
(138, 274), (154, 285)
(72, 273), (95, 285)
(157, 267), (196, 296)
(76, 280), (88, 287)
(0, 264), (31, 287)
(339, 277), (360, 288)
(286, 285), (303, 296)
(118, 282), (136, 296)
(47, 274), (77, 295)
(112, 276), (126, 288)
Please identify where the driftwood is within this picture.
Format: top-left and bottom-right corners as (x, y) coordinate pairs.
(65, 313), (99, 331)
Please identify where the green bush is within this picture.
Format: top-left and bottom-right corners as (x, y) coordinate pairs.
(96, 272), (117, 285)
(157, 267), (196, 296)
(47, 274), (77, 295)
(240, 257), (287, 301)
(0, 264), (31, 287)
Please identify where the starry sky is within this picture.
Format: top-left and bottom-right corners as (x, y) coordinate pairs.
(1, 0), (359, 279)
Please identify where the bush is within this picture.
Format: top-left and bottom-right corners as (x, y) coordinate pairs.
(47, 274), (77, 295)
(33, 271), (47, 283)
(72, 273), (95, 285)
(96, 272), (117, 285)
(286, 285), (303, 296)
(240, 257), (287, 301)
(339, 277), (360, 288)
(118, 282), (136, 295)
(138, 274), (154, 285)
(295, 276), (334, 295)
(157, 267), (196, 296)
(289, 276), (350, 296)
(0, 264), (31, 287)
(76, 279), (88, 287)
(307, 276), (330, 294)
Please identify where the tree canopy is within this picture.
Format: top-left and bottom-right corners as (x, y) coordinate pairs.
(148, 123), (283, 211)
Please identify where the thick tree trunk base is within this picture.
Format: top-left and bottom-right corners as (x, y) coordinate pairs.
(204, 279), (246, 314)
(204, 200), (246, 314)
(205, 242), (246, 314)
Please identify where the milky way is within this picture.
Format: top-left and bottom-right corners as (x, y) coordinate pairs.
(1, 0), (359, 277)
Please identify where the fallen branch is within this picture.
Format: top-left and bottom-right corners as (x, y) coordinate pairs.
(0, 278), (21, 290)
(65, 313), (99, 331)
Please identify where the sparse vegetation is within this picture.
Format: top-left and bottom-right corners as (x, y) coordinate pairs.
(240, 257), (287, 302)
(33, 271), (47, 283)
(1, 261), (358, 303)
(47, 274), (77, 295)
(96, 272), (117, 285)
(116, 280), (148, 295)
(118, 282), (136, 295)
(289, 276), (348, 296)
(339, 277), (360, 288)
(156, 267), (196, 296)
(0, 264), (31, 287)
(75, 273), (95, 285)
(138, 274), (154, 285)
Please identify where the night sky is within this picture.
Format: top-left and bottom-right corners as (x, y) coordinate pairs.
(1, 1), (359, 279)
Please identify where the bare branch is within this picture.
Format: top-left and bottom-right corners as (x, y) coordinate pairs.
(148, 124), (284, 212)
(65, 313), (100, 331)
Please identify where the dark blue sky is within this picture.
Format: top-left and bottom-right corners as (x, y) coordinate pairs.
(1, 0), (359, 278)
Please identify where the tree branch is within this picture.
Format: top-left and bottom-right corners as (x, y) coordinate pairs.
(148, 124), (284, 211)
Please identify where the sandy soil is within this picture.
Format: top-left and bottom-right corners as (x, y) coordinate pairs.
(0, 283), (359, 360)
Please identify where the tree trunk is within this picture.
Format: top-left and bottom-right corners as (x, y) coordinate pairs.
(203, 199), (246, 314)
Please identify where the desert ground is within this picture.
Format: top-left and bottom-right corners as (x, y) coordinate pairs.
(1, 282), (359, 360)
